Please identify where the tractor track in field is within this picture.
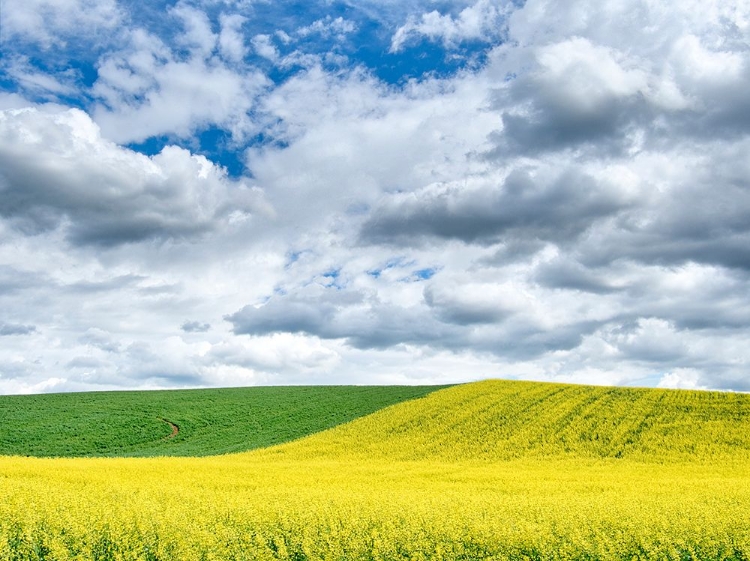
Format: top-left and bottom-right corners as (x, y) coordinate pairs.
(161, 418), (179, 440)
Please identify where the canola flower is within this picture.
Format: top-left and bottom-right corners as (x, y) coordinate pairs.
(1, 380), (749, 560)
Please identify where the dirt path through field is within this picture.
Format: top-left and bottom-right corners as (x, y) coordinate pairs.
(161, 419), (179, 440)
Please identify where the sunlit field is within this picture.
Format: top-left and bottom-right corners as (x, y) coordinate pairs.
(0, 385), (446, 457)
(2, 380), (749, 560)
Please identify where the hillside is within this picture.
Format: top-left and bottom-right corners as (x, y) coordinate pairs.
(0, 385), (448, 457)
(3, 379), (747, 461)
(259, 379), (750, 463)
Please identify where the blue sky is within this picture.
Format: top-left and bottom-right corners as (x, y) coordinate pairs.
(1, 0), (750, 393)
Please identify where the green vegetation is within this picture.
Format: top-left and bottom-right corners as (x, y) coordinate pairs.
(0, 385), (449, 457)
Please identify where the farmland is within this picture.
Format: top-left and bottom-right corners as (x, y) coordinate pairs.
(1, 380), (749, 560)
(0, 385), (447, 457)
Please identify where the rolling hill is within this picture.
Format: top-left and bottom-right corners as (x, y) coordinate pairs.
(263, 379), (750, 462)
(0, 385), (448, 457)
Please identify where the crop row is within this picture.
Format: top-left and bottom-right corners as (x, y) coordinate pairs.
(269, 380), (750, 463)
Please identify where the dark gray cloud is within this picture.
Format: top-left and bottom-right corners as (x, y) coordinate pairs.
(226, 286), (459, 350)
(0, 265), (48, 294)
(707, 374), (750, 393)
(489, 61), (750, 161)
(78, 329), (121, 353)
(630, 274), (750, 333)
(227, 282), (606, 361)
(181, 321), (211, 333)
(66, 275), (146, 295)
(481, 320), (601, 360)
(423, 285), (512, 325)
(575, 159), (750, 272)
(491, 89), (650, 159)
(0, 322), (36, 336)
(479, 240), (548, 266)
(588, 234), (750, 272)
(0, 108), (266, 248)
(360, 167), (633, 246)
(662, 42), (750, 142)
(479, 36), (652, 159)
(534, 258), (621, 294)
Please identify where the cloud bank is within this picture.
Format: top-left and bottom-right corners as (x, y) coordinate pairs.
(1, 0), (749, 394)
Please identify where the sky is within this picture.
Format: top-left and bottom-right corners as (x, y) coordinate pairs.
(1, 0), (749, 394)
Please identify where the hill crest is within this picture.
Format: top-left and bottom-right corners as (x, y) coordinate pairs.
(258, 379), (750, 463)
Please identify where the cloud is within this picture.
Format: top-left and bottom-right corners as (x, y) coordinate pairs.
(423, 282), (518, 325)
(225, 274), (488, 349)
(390, 0), (509, 52)
(296, 16), (357, 40)
(0, 323), (37, 336)
(219, 14), (249, 62)
(2, 0), (122, 48)
(490, 37), (651, 156)
(79, 328), (122, 353)
(3, 0), (750, 394)
(252, 34), (280, 62)
(226, 283), (461, 350)
(658, 369), (707, 391)
(0, 94), (39, 111)
(226, 273), (601, 361)
(491, 1), (750, 154)
(182, 321), (212, 333)
(0, 265), (48, 294)
(360, 166), (636, 246)
(170, 2), (218, 58)
(568, 145), (750, 272)
(222, 0), (750, 391)
(92, 24), (269, 144)
(0, 107), (269, 247)
(205, 333), (341, 374)
(3, 57), (80, 99)
(245, 64), (502, 236)
(533, 257), (622, 295)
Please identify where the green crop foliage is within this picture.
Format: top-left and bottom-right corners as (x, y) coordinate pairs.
(0, 385), (449, 457)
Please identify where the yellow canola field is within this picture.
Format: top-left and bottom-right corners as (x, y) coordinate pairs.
(2, 380), (750, 560)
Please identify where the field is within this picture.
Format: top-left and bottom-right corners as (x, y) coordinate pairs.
(0, 385), (446, 457)
(1, 380), (749, 560)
